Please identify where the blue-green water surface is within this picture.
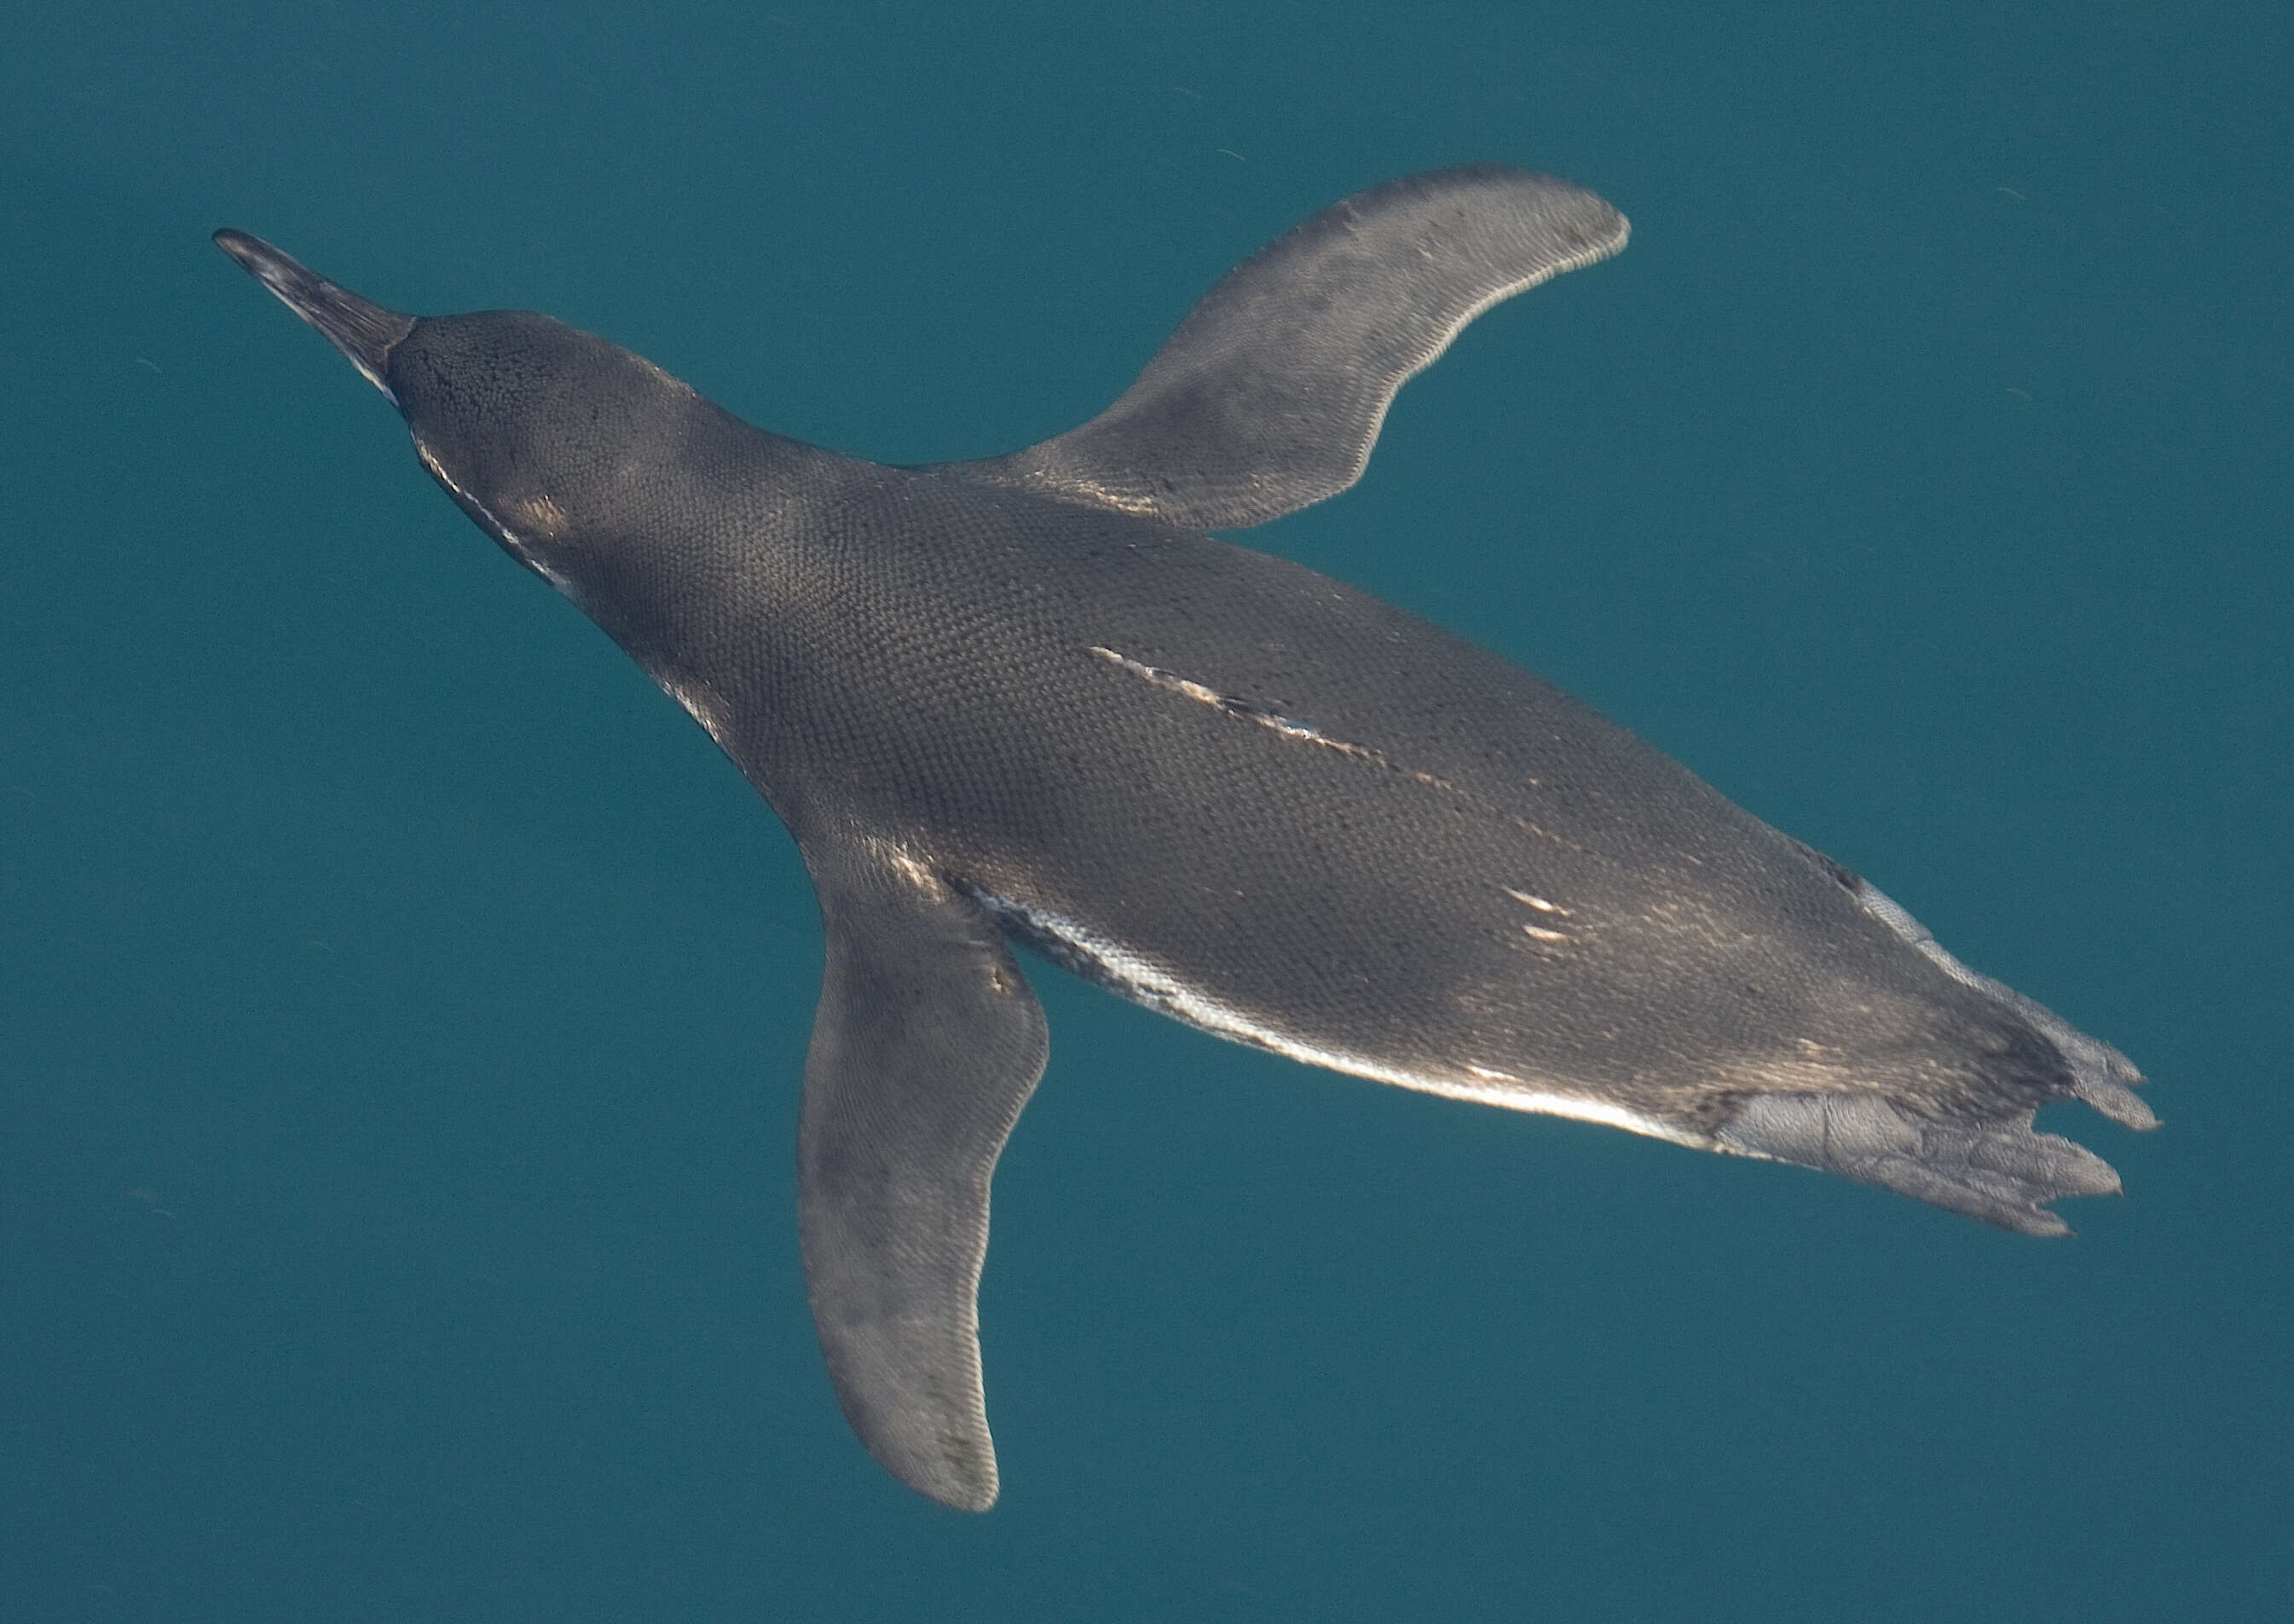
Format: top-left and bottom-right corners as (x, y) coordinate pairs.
(4, 3), (2289, 1619)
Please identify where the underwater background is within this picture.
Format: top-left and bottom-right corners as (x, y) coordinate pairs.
(4, 2), (2289, 1619)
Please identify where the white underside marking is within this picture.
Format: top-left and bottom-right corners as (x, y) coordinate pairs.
(413, 436), (575, 592)
(974, 889), (1699, 1148)
(658, 675), (732, 747)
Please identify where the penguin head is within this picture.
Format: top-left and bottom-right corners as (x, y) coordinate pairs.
(383, 311), (702, 579)
(217, 231), (703, 588)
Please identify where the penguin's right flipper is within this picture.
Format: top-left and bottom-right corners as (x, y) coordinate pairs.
(795, 835), (1049, 1512)
(951, 165), (1627, 529)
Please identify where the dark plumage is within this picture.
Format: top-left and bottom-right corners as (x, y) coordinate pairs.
(217, 165), (2152, 1511)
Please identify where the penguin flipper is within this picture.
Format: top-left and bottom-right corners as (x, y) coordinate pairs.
(951, 165), (1627, 529)
(795, 836), (1049, 1512)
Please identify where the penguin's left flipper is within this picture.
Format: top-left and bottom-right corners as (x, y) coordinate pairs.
(951, 164), (1627, 529)
(795, 836), (1049, 1512)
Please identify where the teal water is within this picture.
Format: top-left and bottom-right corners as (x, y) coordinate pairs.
(5, 3), (2289, 1619)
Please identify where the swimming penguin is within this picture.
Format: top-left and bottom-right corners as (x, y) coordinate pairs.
(217, 165), (2154, 1511)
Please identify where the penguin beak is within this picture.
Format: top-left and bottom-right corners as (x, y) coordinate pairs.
(214, 229), (415, 402)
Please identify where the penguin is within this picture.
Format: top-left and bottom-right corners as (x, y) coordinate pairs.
(216, 165), (2154, 1511)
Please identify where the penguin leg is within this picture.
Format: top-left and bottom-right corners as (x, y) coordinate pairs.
(1714, 1091), (2124, 1237)
(795, 834), (1049, 1511)
(1714, 879), (2152, 1235)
